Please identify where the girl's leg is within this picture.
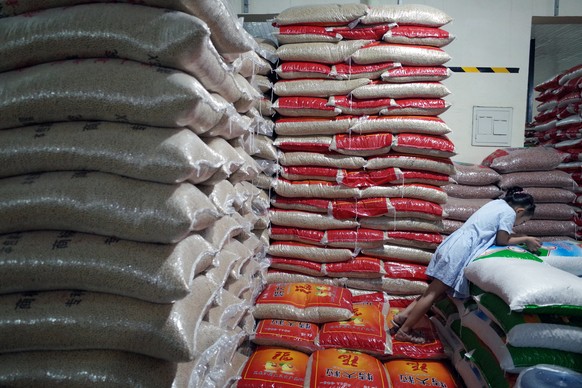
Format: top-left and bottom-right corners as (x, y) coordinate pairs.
(394, 279), (450, 342)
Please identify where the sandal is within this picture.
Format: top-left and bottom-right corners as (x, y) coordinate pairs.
(394, 330), (426, 344)
(389, 315), (405, 335)
(394, 329), (426, 344)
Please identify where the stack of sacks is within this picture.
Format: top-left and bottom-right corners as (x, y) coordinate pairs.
(430, 244), (582, 387)
(239, 285), (460, 387)
(0, 2), (267, 387)
(239, 37), (281, 199)
(481, 147), (578, 241)
(268, 3), (456, 304)
(441, 162), (502, 235)
(525, 63), (582, 147)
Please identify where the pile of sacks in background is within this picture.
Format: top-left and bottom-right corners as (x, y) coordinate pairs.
(442, 147), (578, 241)
(526, 63), (582, 223)
(429, 238), (582, 387)
(0, 1), (270, 386)
(236, 3), (465, 388)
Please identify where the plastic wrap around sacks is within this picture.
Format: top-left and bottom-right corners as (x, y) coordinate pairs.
(0, 122), (225, 184)
(0, 4), (241, 102)
(0, 0), (257, 56)
(0, 350), (177, 387)
(0, 290), (202, 362)
(0, 58), (226, 132)
(0, 231), (215, 303)
(0, 171), (220, 243)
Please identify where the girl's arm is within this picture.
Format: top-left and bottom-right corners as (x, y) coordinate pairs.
(496, 230), (541, 251)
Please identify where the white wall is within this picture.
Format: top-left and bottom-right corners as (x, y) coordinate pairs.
(228, 0), (582, 164)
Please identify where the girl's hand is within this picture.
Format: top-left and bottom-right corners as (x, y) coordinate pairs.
(524, 237), (541, 252)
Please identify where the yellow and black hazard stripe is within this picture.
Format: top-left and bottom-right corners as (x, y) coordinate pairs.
(448, 67), (519, 74)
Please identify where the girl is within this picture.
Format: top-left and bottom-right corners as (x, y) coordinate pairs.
(391, 186), (541, 343)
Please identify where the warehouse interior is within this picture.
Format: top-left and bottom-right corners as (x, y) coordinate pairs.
(0, 0), (581, 387)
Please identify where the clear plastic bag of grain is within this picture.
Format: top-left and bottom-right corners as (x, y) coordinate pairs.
(253, 283), (354, 324)
(0, 171), (220, 243)
(273, 3), (369, 26)
(451, 161), (501, 185)
(482, 147), (566, 173)
(0, 0), (258, 57)
(0, 290), (205, 362)
(0, 3), (241, 103)
(0, 58), (226, 133)
(0, 121), (225, 185)
(0, 231), (215, 304)
(0, 350), (177, 387)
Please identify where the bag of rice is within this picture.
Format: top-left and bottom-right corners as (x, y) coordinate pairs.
(443, 184), (503, 199)
(274, 62), (334, 80)
(360, 216), (444, 234)
(384, 359), (460, 388)
(481, 147), (566, 173)
(273, 4), (369, 27)
(276, 115), (451, 136)
(252, 320), (320, 353)
(362, 244), (434, 265)
(475, 291), (582, 354)
(0, 171), (220, 244)
(352, 42), (451, 67)
(254, 283), (354, 323)
(318, 301), (392, 356)
(382, 26), (455, 47)
(361, 4), (453, 27)
(443, 197), (491, 221)
(0, 350), (177, 387)
(274, 78), (370, 98)
(279, 151), (367, 169)
(0, 58), (226, 132)
(351, 81), (450, 100)
(0, 231), (214, 304)
(276, 40), (374, 64)
(0, 3), (241, 103)
(513, 220), (577, 238)
(0, 289), (204, 362)
(325, 256), (387, 279)
(451, 161), (501, 186)
(365, 153), (456, 175)
(272, 97), (341, 117)
(304, 348), (391, 387)
(237, 347), (309, 388)
(269, 257), (325, 277)
(269, 209), (360, 230)
(275, 25), (343, 44)
(524, 187), (577, 203)
(268, 242), (354, 263)
(332, 62), (402, 80)
(0, 121), (225, 185)
(381, 66), (452, 83)
(466, 247), (582, 314)
(392, 133), (455, 157)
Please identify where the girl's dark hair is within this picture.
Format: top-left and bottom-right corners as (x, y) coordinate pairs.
(503, 186), (536, 216)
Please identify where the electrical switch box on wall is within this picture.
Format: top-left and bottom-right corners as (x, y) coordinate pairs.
(472, 106), (512, 146)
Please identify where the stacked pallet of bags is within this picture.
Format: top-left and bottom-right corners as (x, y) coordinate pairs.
(428, 239), (582, 387)
(440, 162), (502, 235)
(235, 4), (463, 387)
(0, 1), (268, 387)
(526, 63), (582, 148)
(480, 147), (579, 241)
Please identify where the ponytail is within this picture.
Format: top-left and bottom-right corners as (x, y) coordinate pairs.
(503, 186), (536, 216)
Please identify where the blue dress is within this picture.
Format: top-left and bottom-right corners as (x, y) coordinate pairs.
(426, 199), (516, 298)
